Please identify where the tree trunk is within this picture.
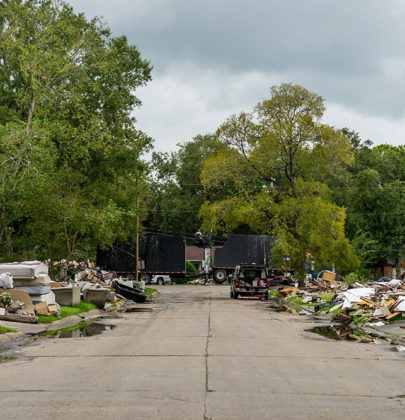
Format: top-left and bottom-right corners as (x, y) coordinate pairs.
(27, 98), (36, 123)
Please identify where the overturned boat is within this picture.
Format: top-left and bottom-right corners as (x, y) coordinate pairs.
(111, 281), (147, 304)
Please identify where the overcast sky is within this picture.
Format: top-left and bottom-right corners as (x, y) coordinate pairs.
(68, 0), (405, 152)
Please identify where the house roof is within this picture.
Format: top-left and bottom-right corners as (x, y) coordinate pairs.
(186, 245), (204, 261)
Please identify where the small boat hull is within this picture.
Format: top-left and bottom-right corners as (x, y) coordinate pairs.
(112, 281), (147, 303)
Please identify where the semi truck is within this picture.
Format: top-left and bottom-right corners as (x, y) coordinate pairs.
(212, 234), (274, 283)
(97, 233), (274, 285)
(97, 235), (186, 283)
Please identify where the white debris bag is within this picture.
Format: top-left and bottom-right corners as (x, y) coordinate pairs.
(387, 279), (402, 288)
(342, 287), (375, 309)
(396, 298), (405, 312)
(0, 272), (13, 289)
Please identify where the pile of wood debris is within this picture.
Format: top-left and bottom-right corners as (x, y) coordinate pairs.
(274, 272), (405, 326)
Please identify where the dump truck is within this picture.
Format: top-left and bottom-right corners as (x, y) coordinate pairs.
(97, 235), (186, 283)
(212, 234), (274, 283)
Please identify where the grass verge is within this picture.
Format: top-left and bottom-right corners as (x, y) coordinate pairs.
(142, 288), (157, 296)
(0, 325), (18, 333)
(37, 301), (98, 324)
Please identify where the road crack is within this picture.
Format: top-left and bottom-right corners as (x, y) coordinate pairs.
(203, 294), (213, 420)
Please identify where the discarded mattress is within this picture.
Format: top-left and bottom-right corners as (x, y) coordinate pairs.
(13, 274), (50, 287)
(15, 285), (52, 295)
(0, 261), (48, 279)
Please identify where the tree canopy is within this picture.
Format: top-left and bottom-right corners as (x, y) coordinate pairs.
(199, 84), (359, 278)
(144, 134), (225, 239)
(0, 0), (152, 261)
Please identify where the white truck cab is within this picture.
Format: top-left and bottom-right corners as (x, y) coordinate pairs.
(150, 274), (171, 285)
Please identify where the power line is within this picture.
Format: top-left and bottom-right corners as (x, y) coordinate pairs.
(147, 208), (405, 216)
(163, 183), (405, 190)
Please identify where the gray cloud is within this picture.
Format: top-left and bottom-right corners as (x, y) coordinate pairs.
(68, 0), (405, 146)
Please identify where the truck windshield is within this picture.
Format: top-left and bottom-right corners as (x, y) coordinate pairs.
(245, 270), (260, 278)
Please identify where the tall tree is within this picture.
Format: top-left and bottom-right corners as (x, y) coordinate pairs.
(199, 84), (358, 280)
(0, 0), (152, 260)
(343, 145), (405, 265)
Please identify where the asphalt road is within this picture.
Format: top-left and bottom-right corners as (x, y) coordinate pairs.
(0, 285), (404, 419)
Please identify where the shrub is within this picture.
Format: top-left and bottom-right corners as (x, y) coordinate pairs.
(186, 260), (197, 274)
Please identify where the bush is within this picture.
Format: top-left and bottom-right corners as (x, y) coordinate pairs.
(343, 269), (371, 285)
(186, 260), (197, 274)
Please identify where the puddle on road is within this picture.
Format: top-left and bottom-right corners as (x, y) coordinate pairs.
(309, 325), (375, 342)
(0, 322), (116, 363)
(41, 322), (115, 339)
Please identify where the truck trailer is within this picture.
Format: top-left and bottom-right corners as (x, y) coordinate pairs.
(97, 235), (186, 283)
(212, 234), (274, 283)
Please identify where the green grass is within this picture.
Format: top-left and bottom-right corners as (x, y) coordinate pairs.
(268, 290), (281, 297)
(37, 301), (98, 323)
(286, 296), (318, 307)
(331, 307), (343, 315)
(0, 325), (18, 333)
(285, 294), (339, 314)
(142, 288), (157, 296)
(353, 315), (368, 324)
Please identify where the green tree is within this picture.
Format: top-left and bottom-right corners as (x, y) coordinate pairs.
(200, 84), (358, 281)
(144, 134), (224, 239)
(342, 146), (405, 264)
(0, 0), (152, 260)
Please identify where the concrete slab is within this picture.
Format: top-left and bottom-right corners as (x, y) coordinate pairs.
(0, 355), (205, 393)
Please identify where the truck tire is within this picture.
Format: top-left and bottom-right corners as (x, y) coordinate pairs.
(230, 289), (234, 299)
(142, 274), (151, 284)
(233, 292), (238, 299)
(214, 269), (227, 283)
(157, 277), (164, 285)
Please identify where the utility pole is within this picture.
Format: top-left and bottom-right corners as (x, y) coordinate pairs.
(135, 181), (139, 283)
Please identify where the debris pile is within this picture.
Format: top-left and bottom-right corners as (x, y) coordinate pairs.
(0, 260), (148, 325)
(333, 282), (405, 326)
(51, 260), (147, 306)
(274, 273), (405, 327)
(0, 261), (60, 322)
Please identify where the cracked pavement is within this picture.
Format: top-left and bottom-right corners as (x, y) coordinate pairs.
(0, 285), (404, 419)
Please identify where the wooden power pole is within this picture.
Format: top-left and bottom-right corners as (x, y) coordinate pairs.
(135, 183), (140, 282)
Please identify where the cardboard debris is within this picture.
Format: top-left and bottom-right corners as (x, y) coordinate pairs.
(279, 287), (300, 296)
(34, 302), (57, 316)
(7, 290), (35, 315)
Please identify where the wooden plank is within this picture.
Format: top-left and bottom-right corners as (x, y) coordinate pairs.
(385, 311), (401, 320)
(0, 313), (38, 324)
(360, 296), (378, 307)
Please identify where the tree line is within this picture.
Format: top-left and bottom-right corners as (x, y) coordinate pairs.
(1, 0), (404, 280)
(145, 86), (405, 280)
